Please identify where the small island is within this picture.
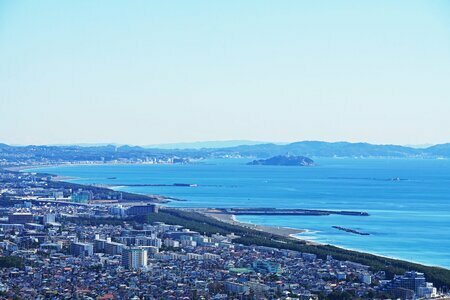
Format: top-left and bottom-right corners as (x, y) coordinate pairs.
(247, 155), (314, 166)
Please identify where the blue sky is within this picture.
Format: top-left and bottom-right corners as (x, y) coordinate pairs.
(0, 1), (449, 145)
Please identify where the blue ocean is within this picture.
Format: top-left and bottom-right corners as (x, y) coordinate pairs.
(26, 158), (450, 268)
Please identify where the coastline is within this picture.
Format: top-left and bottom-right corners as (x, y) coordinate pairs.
(8, 159), (319, 242)
(201, 211), (447, 269)
(6, 160), (192, 172)
(8, 162), (450, 271)
(5, 162), (102, 172)
(202, 211), (307, 238)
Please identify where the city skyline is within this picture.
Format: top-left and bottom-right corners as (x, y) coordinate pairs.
(1, 1), (450, 145)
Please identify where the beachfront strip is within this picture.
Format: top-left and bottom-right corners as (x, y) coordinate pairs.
(0, 170), (448, 299)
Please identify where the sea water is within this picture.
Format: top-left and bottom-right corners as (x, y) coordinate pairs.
(26, 158), (450, 268)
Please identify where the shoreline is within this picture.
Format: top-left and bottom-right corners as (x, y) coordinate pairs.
(6, 160), (193, 172)
(5, 163), (101, 172)
(203, 211), (448, 269)
(195, 210), (448, 270)
(7, 162), (450, 270)
(202, 211), (307, 238)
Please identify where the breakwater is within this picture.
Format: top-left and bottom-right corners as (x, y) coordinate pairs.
(206, 208), (369, 216)
(332, 226), (370, 235)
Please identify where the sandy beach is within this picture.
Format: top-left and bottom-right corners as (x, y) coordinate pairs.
(202, 211), (306, 238)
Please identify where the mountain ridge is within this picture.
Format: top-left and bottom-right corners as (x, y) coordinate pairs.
(0, 141), (449, 163)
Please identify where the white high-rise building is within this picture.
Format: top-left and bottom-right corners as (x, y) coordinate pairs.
(417, 283), (437, 298)
(43, 214), (56, 224)
(121, 247), (148, 270)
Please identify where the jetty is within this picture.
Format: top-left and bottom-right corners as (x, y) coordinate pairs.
(200, 208), (369, 217)
(94, 183), (198, 188)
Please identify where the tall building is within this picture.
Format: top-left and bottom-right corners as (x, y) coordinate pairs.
(93, 236), (106, 253)
(135, 237), (162, 248)
(390, 271), (437, 298)
(70, 242), (94, 257)
(417, 283), (437, 298)
(126, 204), (158, 216)
(95, 237), (125, 255)
(108, 205), (126, 217)
(8, 212), (33, 224)
(394, 271), (426, 293)
(72, 190), (93, 203)
(122, 247), (148, 270)
(42, 214), (56, 224)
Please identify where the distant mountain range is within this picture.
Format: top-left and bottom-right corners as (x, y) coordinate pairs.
(216, 141), (450, 158)
(0, 141), (449, 164)
(30, 140), (273, 149)
(143, 140), (272, 149)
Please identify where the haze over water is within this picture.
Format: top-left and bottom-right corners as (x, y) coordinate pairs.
(29, 158), (450, 268)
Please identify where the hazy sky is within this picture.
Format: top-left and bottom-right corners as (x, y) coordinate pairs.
(1, 1), (449, 145)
